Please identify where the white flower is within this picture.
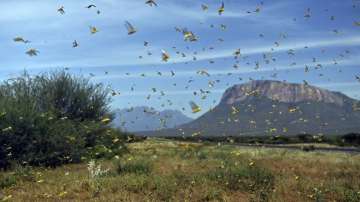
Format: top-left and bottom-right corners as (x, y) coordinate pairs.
(87, 160), (109, 179)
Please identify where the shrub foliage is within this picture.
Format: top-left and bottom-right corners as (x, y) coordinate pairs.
(0, 71), (126, 169)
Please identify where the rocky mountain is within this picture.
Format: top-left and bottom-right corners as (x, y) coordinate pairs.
(112, 106), (192, 132)
(145, 80), (360, 136)
(221, 80), (348, 106)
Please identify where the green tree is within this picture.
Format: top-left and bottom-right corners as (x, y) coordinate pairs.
(0, 71), (126, 169)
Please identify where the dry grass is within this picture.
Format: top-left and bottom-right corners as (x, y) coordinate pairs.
(0, 138), (359, 202)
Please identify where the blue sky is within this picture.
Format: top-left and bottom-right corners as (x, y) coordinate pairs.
(1, 0), (360, 118)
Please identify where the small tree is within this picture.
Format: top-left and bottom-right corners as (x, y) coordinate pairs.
(35, 71), (112, 121)
(0, 71), (125, 169)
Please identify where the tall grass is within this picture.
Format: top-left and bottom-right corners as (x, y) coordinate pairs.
(116, 159), (153, 175)
(1, 139), (359, 201)
(207, 164), (274, 200)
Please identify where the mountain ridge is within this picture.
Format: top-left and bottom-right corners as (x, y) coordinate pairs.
(112, 106), (192, 132)
(140, 80), (360, 137)
(220, 80), (352, 107)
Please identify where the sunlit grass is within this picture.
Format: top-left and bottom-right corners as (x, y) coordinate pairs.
(1, 138), (359, 201)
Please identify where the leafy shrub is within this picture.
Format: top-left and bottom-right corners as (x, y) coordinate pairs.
(0, 71), (127, 169)
(86, 128), (129, 160)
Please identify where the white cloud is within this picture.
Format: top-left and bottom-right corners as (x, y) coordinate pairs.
(167, 35), (360, 64)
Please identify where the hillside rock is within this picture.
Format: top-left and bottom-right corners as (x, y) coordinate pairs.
(146, 80), (360, 137)
(221, 80), (347, 106)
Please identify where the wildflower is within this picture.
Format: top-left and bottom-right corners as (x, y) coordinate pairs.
(87, 160), (109, 179)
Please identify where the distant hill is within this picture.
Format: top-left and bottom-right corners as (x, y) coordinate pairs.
(142, 80), (360, 137)
(112, 106), (192, 132)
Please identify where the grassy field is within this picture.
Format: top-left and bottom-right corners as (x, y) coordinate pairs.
(1, 138), (360, 202)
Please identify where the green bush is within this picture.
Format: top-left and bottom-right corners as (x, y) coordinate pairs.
(0, 71), (127, 169)
(86, 128), (130, 160)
